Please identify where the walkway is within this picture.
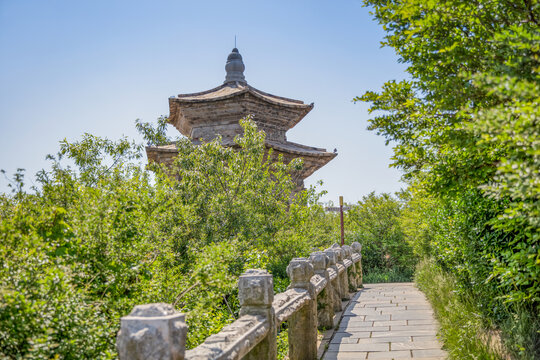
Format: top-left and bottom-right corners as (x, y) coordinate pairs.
(323, 283), (447, 360)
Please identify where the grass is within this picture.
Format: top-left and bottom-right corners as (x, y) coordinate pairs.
(415, 259), (505, 360)
(362, 267), (413, 283)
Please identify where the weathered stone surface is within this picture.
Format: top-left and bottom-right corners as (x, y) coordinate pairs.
(286, 257), (314, 289)
(341, 245), (352, 260)
(239, 269), (273, 311)
(310, 251), (329, 272)
(169, 85), (313, 137)
(322, 283), (447, 360)
(325, 250), (338, 268)
(310, 251), (335, 329)
(351, 242), (362, 255)
(325, 249), (344, 312)
(237, 269), (276, 360)
(351, 242), (363, 287)
(311, 273), (327, 296)
(273, 288), (310, 324)
(117, 303), (187, 360)
(327, 247), (350, 301)
(328, 267), (338, 281)
(341, 246), (358, 291)
(287, 258), (318, 360)
(185, 315), (268, 360)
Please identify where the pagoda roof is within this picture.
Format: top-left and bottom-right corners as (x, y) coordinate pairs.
(150, 47), (337, 182)
(147, 139), (335, 158)
(146, 139), (336, 179)
(169, 83), (314, 138)
(172, 83), (313, 109)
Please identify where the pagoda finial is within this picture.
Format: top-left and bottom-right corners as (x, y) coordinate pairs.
(224, 48), (246, 85)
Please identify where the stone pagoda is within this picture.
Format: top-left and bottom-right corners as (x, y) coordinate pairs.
(146, 48), (337, 187)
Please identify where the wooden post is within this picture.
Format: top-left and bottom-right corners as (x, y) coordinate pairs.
(339, 196), (345, 246)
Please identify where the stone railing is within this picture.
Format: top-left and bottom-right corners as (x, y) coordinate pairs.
(117, 242), (362, 360)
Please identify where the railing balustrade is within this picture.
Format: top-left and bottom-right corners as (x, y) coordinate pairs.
(117, 242), (363, 360)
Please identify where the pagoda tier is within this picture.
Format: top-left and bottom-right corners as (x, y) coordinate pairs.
(169, 83), (313, 143)
(147, 139), (336, 182)
(146, 48), (337, 187)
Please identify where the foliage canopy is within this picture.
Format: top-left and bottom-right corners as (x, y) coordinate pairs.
(0, 119), (336, 358)
(358, 0), (539, 357)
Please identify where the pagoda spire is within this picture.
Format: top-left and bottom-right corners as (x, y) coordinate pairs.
(224, 48), (247, 85)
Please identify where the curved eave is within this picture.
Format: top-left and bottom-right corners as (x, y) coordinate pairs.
(265, 140), (337, 158)
(266, 143), (337, 179)
(146, 144), (177, 153)
(169, 83), (313, 110)
(169, 87), (314, 134)
(146, 141), (337, 180)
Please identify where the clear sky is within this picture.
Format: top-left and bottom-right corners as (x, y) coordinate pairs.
(0, 0), (407, 203)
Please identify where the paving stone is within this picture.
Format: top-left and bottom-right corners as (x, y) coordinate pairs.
(412, 349), (448, 358)
(390, 312), (434, 320)
(390, 325), (439, 332)
(408, 319), (438, 325)
(411, 336), (440, 342)
(368, 326), (393, 332)
(379, 307), (407, 313)
(331, 336), (362, 344)
(340, 319), (374, 327)
(323, 351), (367, 360)
(328, 342), (389, 352)
(364, 303), (399, 308)
(344, 326), (390, 333)
(361, 301), (394, 305)
(365, 314), (391, 321)
(373, 320), (407, 327)
(330, 332), (371, 343)
(371, 330), (438, 338)
(345, 309), (383, 316)
(323, 283), (445, 360)
(390, 340), (441, 350)
(358, 336), (411, 344)
(365, 350), (412, 359)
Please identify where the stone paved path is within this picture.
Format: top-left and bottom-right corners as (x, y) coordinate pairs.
(322, 283), (447, 360)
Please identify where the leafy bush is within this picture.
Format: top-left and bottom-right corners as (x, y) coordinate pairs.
(415, 259), (504, 360)
(358, 0), (539, 357)
(346, 192), (415, 281)
(0, 118), (336, 358)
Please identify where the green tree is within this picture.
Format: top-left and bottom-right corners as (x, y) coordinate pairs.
(357, 0), (539, 357)
(347, 192), (415, 279)
(0, 118), (335, 358)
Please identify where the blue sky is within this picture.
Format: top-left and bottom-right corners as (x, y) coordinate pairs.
(0, 0), (407, 203)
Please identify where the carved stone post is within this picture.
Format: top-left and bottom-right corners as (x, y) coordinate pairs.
(287, 258), (318, 360)
(117, 303), (187, 360)
(352, 242), (363, 287)
(342, 245), (357, 291)
(324, 249), (342, 312)
(238, 269), (277, 360)
(333, 246), (350, 300)
(310, 251), (335, 329)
